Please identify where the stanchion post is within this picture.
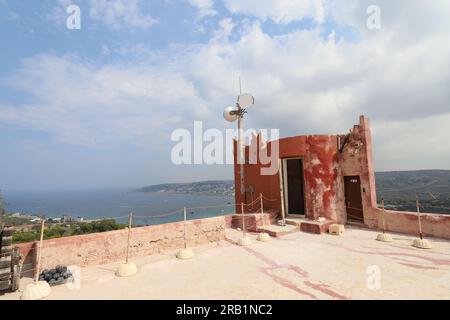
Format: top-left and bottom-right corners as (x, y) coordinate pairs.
(416, 200), (423, 240)
(241, 202), (245, 236)
(176, 207), (195, 259)
(125, 212), (132, 264)
(376, 197), (392, 242)
(21, 218), (52, 300)
(260, 193), (264, 227)
(237, 202), (251, 246)
(183, 207), (187, 249)
(260, 193), (264, 214)
(35, 219), (45, 283)
(412, 199), (431, 249)
(116, 212), (138, 276)
(256, 194), (270, 242)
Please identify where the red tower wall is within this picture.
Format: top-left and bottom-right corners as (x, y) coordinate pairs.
(233, 115), (377, 225)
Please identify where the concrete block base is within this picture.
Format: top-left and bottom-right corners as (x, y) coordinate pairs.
(238, 236), (252, 246)
(115, 262), (138, 277)
(176, 248), (195, 260)
(21, 281), (51, 300)
(256, 232), (271, 242)
(412, 238), (432, 249)
(376, 233), (393, 242)
(329, 224), (345, 235)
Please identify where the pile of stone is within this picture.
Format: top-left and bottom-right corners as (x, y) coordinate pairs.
(39, 266), (73, 286)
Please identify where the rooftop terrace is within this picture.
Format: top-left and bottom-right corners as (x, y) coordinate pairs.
(2, 226), (450, 300)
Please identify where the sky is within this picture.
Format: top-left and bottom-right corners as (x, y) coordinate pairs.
(0, 0), (449, 191)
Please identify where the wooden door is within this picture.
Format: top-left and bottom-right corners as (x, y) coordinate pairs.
(344, 176), (364, 222)
(285, 159), (305, 215)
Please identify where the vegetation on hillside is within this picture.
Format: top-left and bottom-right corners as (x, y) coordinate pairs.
(376, 170), (450, 212)
(12, 219), (127, 244)
(2, 215), (33, 226)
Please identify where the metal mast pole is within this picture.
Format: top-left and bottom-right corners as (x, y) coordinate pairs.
(238, 109), (245, 196)
(237, 76), (245, 197)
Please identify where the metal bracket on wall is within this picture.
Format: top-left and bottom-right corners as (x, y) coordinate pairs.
(339, 133), (352, 153)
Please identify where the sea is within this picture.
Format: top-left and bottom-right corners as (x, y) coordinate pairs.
(2, 189), (236, 226)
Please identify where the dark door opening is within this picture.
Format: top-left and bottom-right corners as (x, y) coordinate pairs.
(344, 176), (364, 222)
(285, 158), (305, 215)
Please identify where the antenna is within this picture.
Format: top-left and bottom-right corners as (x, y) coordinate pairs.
(236, 76), (254, 109)
(239, 76), (242, 95)
(237, 93), (254, 109)
(222, 77), (258, 246)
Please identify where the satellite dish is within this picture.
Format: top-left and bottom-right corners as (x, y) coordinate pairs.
(223, 106), (238, 122)
(237, 93), (254, 109)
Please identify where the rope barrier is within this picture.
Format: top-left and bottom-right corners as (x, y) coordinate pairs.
(346, 205), (364, 212)
(133, 209), (182, 219)
(346, 213), (365, 220)
(107, 215), (130, 219)
(419, 204), (450, 211)
(244, 195), (263, 207)
(185, 203), (235, 210)
(376, 201), (450, 213)
(261, 194), (278, 202)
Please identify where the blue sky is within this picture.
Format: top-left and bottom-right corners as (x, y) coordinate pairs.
(1, 0), (450, 190)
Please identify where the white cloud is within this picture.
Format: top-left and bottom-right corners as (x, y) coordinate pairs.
(0, 54), (210, 148)
(46, 0), (157, 30)
(187, 0), (217, 18)
(372, 113), (450, 171)
(177, 2), (450, 170)
(89, 0), (157, 30)
(46, 0), (75, 27)
(223, 0), (326, 24)
(211, 18), (235, 41)
(2, 0), (450, 173)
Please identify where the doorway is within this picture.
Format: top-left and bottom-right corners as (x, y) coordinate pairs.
(282, 158), (305, 215)
(344, 176), (364, 222)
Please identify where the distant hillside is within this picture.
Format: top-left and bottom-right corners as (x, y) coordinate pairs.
(375, 170), (450, 213)
(134, 170), (450, 213)
(134, 180), (235, 197)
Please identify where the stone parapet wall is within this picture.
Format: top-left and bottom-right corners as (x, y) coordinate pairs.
(369, 207), (450, 240)
(17, 215), (230, 271)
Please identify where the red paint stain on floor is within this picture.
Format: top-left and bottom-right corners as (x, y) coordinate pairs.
(397, 262), (439, 270)
(225, 236), (349, 300)
(303, 281), (349, 300)
(260, 268), (319, 300)
(325, 242), (450, 269)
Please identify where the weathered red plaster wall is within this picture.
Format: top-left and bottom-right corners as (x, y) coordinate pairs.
(303, 135), (341, 221)
(339, 116), (378, 226)
(17, 216), (228, 270)
(230, 212), (276, 232)
(15, 213), (274, 272)
(234, 134), (281, 214)
(16, 241), (37, 277)
(371, 207), (450, 240)
(233, 117), (373, 224)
